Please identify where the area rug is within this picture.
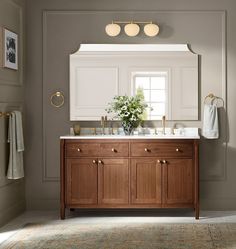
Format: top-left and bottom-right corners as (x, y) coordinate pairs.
(1, 222), (236, 249)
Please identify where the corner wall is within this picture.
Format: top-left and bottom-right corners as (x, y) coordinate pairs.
(0, 0), (25, 226)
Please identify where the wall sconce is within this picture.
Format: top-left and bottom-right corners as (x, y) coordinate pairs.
(105, 21), (159, 37)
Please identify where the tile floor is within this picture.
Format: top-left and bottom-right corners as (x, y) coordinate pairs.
(1, 209), (236, 245)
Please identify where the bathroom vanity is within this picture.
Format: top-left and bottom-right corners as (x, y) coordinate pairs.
(60, 134), (200, 219)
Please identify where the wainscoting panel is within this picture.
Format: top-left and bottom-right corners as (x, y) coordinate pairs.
(0, 0), (23, 86)
(42, 10), (226, 182)
(0, 102), (23, 187)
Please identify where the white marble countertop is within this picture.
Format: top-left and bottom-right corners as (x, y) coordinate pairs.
(60, 134), (200, 140)
(60, 128), (200, 139)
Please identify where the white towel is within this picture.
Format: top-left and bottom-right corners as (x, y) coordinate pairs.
(202, 104), (219, 139)
(7, 111), (24, 179)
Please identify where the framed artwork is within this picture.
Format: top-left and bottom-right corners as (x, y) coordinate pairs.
(0, 27), (18, 70)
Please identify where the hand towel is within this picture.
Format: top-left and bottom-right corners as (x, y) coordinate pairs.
(7, 111), (24, 179)
(202, 104), (219, 139)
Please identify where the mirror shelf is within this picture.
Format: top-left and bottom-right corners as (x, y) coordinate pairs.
(76, 44), (192, 53)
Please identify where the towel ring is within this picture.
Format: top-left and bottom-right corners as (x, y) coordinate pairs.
(204, 93), (224, 107)
(50, 91), (65, 108)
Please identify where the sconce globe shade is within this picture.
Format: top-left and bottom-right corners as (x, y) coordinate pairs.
(144, 23), (160, 37)
(124, 23), (140, 37)
(105, 23), (121, 37)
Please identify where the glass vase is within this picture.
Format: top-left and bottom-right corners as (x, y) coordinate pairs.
(122, 122), (134, 135)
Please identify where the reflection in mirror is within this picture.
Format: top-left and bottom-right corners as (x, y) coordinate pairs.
(132, 71), (169, 120)
(70, 44), (199, 121)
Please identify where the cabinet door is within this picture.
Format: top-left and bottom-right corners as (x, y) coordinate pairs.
(98, 159), (129, 204)
(163, 159), (193, 205)
(131, 158), (162, 204)
(66, 159), (98, 205)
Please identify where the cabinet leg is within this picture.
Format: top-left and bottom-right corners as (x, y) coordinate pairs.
(195, 205), (199, 220)
(60, 205), (65, 220)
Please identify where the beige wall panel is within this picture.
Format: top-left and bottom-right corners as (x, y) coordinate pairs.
(25, 0), (236, 210)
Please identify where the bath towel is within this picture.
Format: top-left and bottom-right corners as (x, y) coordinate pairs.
(202, 104), (219, 139)
(7, 111), (24, 179)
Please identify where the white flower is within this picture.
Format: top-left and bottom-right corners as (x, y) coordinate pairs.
(130, 115), (137, 121)
(137, 108), (142, 113)
(121, 106), (127, 111)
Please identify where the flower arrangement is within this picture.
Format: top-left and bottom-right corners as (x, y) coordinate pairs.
(106, 93), (148, 135)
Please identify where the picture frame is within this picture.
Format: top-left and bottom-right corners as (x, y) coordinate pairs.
(0, 27), (18, 70)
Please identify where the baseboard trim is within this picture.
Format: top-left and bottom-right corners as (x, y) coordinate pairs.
(26, 199), (60, 210)
(201, 198), (236, 210)
(0, 200), (25, 227)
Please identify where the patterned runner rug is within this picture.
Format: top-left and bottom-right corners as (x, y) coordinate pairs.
(1, 222), (236, 249)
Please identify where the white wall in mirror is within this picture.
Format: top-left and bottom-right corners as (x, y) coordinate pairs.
(70, 44), (199, 121)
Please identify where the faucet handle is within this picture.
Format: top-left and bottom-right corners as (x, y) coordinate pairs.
(162, 115), (166, 124)
(162, 115), (166, 135)
(101, 116), (104, 126)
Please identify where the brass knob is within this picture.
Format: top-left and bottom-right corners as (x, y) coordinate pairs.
(176, 148), (179, 152)
(92, 160), (97, 164)
(111, 148), (116, 152)
(157, 160), (161, 164)
(77, 148), (81, 152)
(162, 160), (167, 164)
(144, 148), (148, 152)
(98, 160), (102, 164)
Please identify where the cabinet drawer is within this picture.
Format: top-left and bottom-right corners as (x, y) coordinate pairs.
(131, 142), (193, 158)
(66, 143), (99, 157)
(99, 143), (129, 157)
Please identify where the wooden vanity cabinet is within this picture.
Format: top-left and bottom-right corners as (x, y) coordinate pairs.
(98, 158), (129, 205)
(163, 158), (194, 206)
(61, 139), (199, 219)
(66, 158), (98, 205)
(66, 157), (129, 206)
(130, 158), (162, 205)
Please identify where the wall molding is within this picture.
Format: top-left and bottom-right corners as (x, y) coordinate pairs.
(42, 10), (227, 182)
(200, 11), (227, 182)
(0, 0), (24, 87)
(0, 102), (24, 187)
(26, 198), (60, 210)
(201, 197), (236, 210)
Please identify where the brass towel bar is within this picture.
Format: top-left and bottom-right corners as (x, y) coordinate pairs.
(204, 93), (224, 106)
(0, 111), (11, 118)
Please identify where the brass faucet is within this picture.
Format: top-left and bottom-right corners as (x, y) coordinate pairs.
(162, 115), (166, 135)
(101, 116), (108, 135)
(101, 116), (105, 135)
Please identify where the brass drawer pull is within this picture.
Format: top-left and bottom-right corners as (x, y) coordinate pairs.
(111, 148), (116, 152)
(144, 148), (149, 152)
(98, 160), (103, 164)
(162, 160), (167, 164)
(157, 160), (161, 164)
(176, 148), (180, 152)
(77, 148), (81, 152)
(92, 160), (97, 164)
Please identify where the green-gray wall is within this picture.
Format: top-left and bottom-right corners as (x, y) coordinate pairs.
(25, 0), (236, 210)
(0, 0), (25, 226)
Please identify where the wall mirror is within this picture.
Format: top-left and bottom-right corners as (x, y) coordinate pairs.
(70, 44), (199, 121)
